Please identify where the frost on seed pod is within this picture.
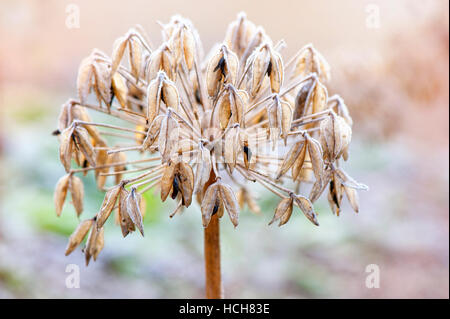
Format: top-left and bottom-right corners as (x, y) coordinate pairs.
(160, 157), (194, 207)
(118, 187), (135, 237)
(126, 187), (144, 236)
(128, 37), (143, 82)
(84, 219), (104, 266)
(146, 44), (176, 81)
(54, 174), (70, 217)
(269, 197), (293, 226)
(267, 95), (292, 145)
(146, 72), (179, 124)
(206, 45), (239, 98)
(224, 12), (257, 58)
(248, 43), (283, 96)
(292, 44), (331, 83)
(142, 115), (164, 150)
(111, 72), (128, 108)
(194, 143), (212, 194)
(291, 193), (319, 226)
(96, 184), (121, 229)
(69, 175), (84, 217)
(201, 180), (239, 228)
(158, 110), (180, 162)
(73, 126), (97, 168)
(319, 112), (352, 161)
(168, 24), (196, 70)
(217, 84), (247, 129)
(65, 218), (94, 256)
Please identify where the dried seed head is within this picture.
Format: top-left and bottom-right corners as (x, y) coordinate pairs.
(269, 197), (293, 226)
(147, 44), (176, 81)
(96, 184), (121, 229)
(224, 12), (257, 57)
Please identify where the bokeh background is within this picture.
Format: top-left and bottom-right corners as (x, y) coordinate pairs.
(0, 0), (448, 298)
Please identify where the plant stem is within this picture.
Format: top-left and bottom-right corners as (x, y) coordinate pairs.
(204, 213), (223, 299)
(202, 169), (223, 299)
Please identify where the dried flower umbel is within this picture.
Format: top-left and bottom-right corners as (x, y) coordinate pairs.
(53, 13), (368, 298)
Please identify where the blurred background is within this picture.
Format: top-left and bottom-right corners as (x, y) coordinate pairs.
(0, 0), (448, 298)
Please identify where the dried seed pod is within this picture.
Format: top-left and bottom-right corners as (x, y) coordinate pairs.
(111, 35), (128, 75)
(128, 37), (143, 82)
(92, 227), (105, 261)
(194, 143), (212, 194)
(309, 168), (332, 202)
(111, 72), (128, 108)
(269, 51), (284, 93)
(344, 185), (359, 213)
(69, 175), (84, 217)
(126, 187), (144, 236)
(249, 44), (271, 97)
(176, 161), (194, 207)
(168, 25), (196, 69)
(206, 45), (239, 97)
(54, 174), (70, 217)
(293, 78), (314, 120)
(291, 142), (307, 181)
(59, 127), (74, 172)
(311, 79), (328, 115)
(224, 12), (257, 57)
(305, 133), (324, 183)
(161, 161), (177, 201)
(201, 182), (220, 227)
(292, 44), (331, 83)
(334, 168), (369, 191)
(223, 127), (239, 171)
(118, 187), (135, 237)
(217, 85), (246, 129)
(146, 44), (175, 81)
(276, 141), (304, 179)
(85, 219), (99, 266)
(92, 61), (112, 107)
(76, 56), (94, 105)
(218, 182), (239, 227)
(269, 197), (293, 226)
(319, 113), (352, 161)
(292, 194), (319, 226)
(96, 185), (121, 228)
(65, 218), (94, 256)
(142, 115), (164, 150)
(73, 126), (96, 167)
(158, 110), (180, 162)
(328, 174), (344, 216)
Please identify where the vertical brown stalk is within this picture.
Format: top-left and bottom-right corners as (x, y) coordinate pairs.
(202, 168), (223, 299)
(204, 213), (223, 298)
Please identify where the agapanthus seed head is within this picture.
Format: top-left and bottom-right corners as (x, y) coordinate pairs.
(54, 13), (367, 263)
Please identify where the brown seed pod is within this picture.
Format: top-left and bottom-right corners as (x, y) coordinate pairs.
(59, 127), (75, 172)
(269, 51), (284, 94)
(54, 174), (70, 217)
(305, 133), (324, 183)
(292, 194), (319, 226)
(65, 218), (94, 256)
(76, 56), (95, 105)
(218, 182), (239, 227)
(147, 44), (175, 81)
(292, 44), (331, 83)
(309, 167), (332, 203)
(293, 78), (314, 120)
(194, 143), (212, 194)
(111, 35), (128, 76)
(224, 12), (257, 57)
(344, 185), (359, 213)
(92, 227), (105, 261)
(158, 110), (180, 162)
(69, 175), (84, 217)
(118, 187), (135, 237)
(206, 45), (239, 98)
(269, 197), (293, 226)
(111, 72), (128, 108)
(85, 219), (99, 266)
(126, 187), (144, 236)
(328, 174), (344, 216)
(73, 126), (96, 168)
(249, 44), (271, 97)
(201, 182), (220, 227)
(291, 142), (308, 181)
(92, 61), (112, 107)
(319, 112), (352, 161)
(96, 184), (121, 229)
(128, 37), (143, 82)
(142, 115), (164, 150)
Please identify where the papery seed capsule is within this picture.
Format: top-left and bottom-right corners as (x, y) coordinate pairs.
(292, 44), (331, 83)
(292, 194), (319, 226)
(69, 175), (84, 217)
(269, 197), (293, 226)
(111, 35), (128, 75)
(206, 45), (239, 98)
(218, 182), (239, 227)
(147, 44), (175, 81)
(54, 174), (70, 217)
(158, 110), (179, 162)
(224, 12), (257, 57)
(126, 187), (144, 236)
(128, 37), (142, 82)
(201, 182), (221, 227)
(111, 72), (128, 108)
(319, 113), (352, 161)
(65, 218), (94, 256)
(96, 185), (121, 229)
